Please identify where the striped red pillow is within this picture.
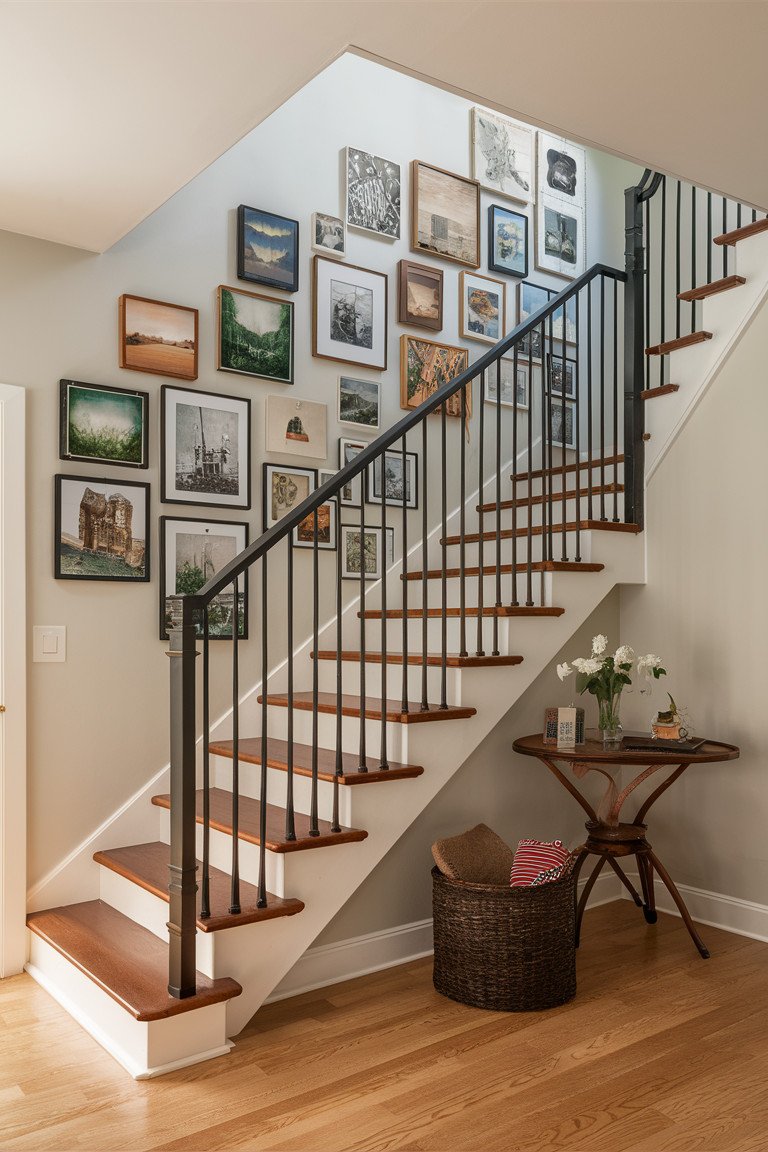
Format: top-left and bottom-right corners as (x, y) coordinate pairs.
(510, 838), (570, 887)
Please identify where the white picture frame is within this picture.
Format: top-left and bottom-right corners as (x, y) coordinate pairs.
(292, 499), (337, 551)
(311, 212), (346, 258)
(486, 358), (529, 410)
(341, 524), (384, 581)
(365, 449), (418, 509)
(345, 147), (401, 239)
(471, 107), (533, 204)
(537, 132), (587, 209)
(536, 195), (585, 280)
(459, 270), (507, 345)
(338, 376), (380, 431)
(265, 395), (327, 461)
(262, 463), (316, 532)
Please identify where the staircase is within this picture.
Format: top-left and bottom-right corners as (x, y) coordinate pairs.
(25, 177), (768, 1078)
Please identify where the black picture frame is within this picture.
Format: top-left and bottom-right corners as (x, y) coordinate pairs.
(54, 474), (150, 582)
(237, 205), (299, 293)
(59, 379), (149, 469)
(365, 449), (419, 509)
(487, 205), (528, 279)
(292, 499), (337, 551)
(160, 384), (252, 510)
(159, 515), (248, 641)
(546, 353), (577, 398)
(262, 462), (317, 532)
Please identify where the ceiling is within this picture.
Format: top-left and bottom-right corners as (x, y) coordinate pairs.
(1, 1), (765, 253)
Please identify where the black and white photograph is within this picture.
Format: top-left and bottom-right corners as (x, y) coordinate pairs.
(338, 437), (368, 507)
(262, 463), (316, 531)
(536, 196), (585, 279)
(519, 328), (544, 363)
(293, 499), (337, 550)
(311, 211), (345, 257)
(331, 278), (373, 349)
(159, 516), (247, 641)
(338, 376), (380, 430)
(547, 354), (577, 398)
(341, 524), (384, 581)
(237, 205), (299, 292)
(537, 133), (587, 208)
(471, 107), (533, 203)
(265, 395), (326, 460)
(486, 358), (529, 409)
(161, 385), (251, 509)
(313, 256), (388, 370)
(550, 398), (576, 449)
(366, 449), (418, 509)
(345, 147), (401, 239)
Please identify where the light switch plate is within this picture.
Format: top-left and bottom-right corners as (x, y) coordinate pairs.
(33, 625), (66, 663)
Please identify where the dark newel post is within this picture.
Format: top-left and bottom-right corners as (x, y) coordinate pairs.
(167, 595), (200, 999)
(624, 184), (646, 529)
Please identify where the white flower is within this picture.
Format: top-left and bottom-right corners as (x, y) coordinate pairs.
(637, 653), (664, 679)
(557, 662), (573, 681)
(572, 657), (603, 676)
(614, 645), (634, 666)
(592, 634), (608, 656)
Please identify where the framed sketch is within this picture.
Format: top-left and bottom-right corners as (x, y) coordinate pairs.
(341, 524), (387, 581)
(54, 474), (150, 582)
(400, 336), (470, 418)
(312, 256), (387, 370)
(293, 500), (337, 550)
(265, 395), (326, 460)
(217, 285), (293, 384)
(459, 270), (506, 345)
(536, 196), (585, 279)
(338, 376), (380, 431)
(159, 516), (248, 641)
(471, 107), (533, 203)
(237, 206), (298, 293)
(547, 354), (577, 398)
(345, 147), (401, 239)
(552, 294), (577, 344)
(550, 399), (576, 449)
(486, 358), (529, 410)
(537, 132), (587, 208)
(119, 294), (198, 381)
(488, 205), (528, 278)
(339, 437), (368, 507)
(312, 212), (345, 258)
(397, 259), (443, 331)
(161, 385), (250, 509)
(262, 463), (316, 531)
(411, 160), (480, 268)
(366, 449), (418, 509)
(59, 379), (148, 469)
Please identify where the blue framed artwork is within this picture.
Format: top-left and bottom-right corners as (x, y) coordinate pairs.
(237, 205), (299, 293)
(488, 205), (528, 278)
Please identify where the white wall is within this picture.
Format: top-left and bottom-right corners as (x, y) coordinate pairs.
(0, 52), (639, 890)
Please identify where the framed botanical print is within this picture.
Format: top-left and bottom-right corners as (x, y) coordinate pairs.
(341, 524), (387, 581)
(237, 206), (299, 293)
(265, 395), (326, 460)
(411, 160), (480, 268)
(217, 285), (294, 383)
(262, 463), (316, 531)
(471, 107), (533, 203)
(345, 147), (401, 239)
(338, 376), (380, 431)
(550, 399), (577, 449)
(488, 205), (528, 278)
(119, 294), (198, 381)
(537, 133), (587, 208)
(397, 259), (443, 331)
(59, 379), (149, 469)
(486, 358), (529, 410)
(338, 437), (368, 507)
(547, 354), (577, 398)
(159, 516), (248, 641)
(365, 449), (418, 509)
(311, 212), (345, 258)
(161, 385), (251, 509)
(400, 336), (470, 418)
(312, 256), (388, 370)
(54, 474), (150, 582)
(536, 196), (585, 279)
(293, 499), (337, 550)
(459, 270), (506, 345)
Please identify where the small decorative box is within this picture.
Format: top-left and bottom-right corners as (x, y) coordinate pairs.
(543, 706), (585, 747)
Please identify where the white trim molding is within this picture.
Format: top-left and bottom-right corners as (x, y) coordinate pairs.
(622, 873), (768, 944)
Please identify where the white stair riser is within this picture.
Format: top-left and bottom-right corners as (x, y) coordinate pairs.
(343, 614), (516, 654)
(157, 807), (286, 896)
(250, 706), (414, 763)
(313, 659), (464, 704)
(211, 754), (354, 826)
(441, 532), (597, 569)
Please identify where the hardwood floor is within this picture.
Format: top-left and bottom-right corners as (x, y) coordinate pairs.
(2, 902), (768, 1151)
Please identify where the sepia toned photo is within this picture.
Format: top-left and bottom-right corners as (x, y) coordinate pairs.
(119, 294), (198, 381)
(472, 107), (533, 203)
(341, 524), (383, 581)
(400, 336), (470, 419)
(262, 463), (316, 531)
(411, 161), (480, 268)
(398, 259), (443, 331)
(293, 499), (336, 550)
(460, 271), (506, 344)
(55, 475), (149, 582)
(345, 147), (401, 238)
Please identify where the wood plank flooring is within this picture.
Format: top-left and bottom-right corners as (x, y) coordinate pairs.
(3, 902), (768, 1150)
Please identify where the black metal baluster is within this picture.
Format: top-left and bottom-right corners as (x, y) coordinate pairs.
(612, 278), (619, 522)
(332, 506), (343, 832)
(587, 281), (594, 521)
(737, 202), (742, 229)
(722, 196), (728, 278)
(257, 568), (267, 907)
(285, 545), (296, 841)
(752, 207), (757, 224)
(421, 420), (429, 708)
(230, 575), (241, 914)
(560, 309), (568, 561)
(644, 193), (650, 390)
(600, 277), (606, 520)
(691, 185), (697, 330)
(526, 328), (536, 607)
(440, 406), (448, 708)
(546, 315), (555, 566)
(201, 609), (210, 920)
(675, 180), (682, 338)
(573, 292), (582, 562)
(310, 511), (320, 836)
(707, 191), (713, 285)
(401, 436), (410, 712)
(476, 372), (485, 655)
(510, 347), (518, 614)
(660, 175), (667, 388)
(380, 451), (390, 761)
(358, 475), (368, 771)
(459, 391), (467, 658)
(494, 356), (503, 644)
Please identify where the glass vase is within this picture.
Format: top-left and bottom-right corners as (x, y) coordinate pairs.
(598, 694), (623, 748)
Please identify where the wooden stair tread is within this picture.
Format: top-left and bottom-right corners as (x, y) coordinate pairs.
(210, 736), (423, 784)
(645, 331), (712, 355)
(477, 484), (622, 512)
(677, 275), (746, 301)
(402, 561), (604, 581)
(359, 606), (564, 619)
(641, 383), (680, 400)
(152, 788), (367, 852)
(93, 842), (304, 932)
(259, 691), (476, 724)
(26, 901), (241, 1021)
(714, 218), (768, 246)
(313, 650), (523, 669)
(511, 454), (623, 484)
(442, 520), (640, 545)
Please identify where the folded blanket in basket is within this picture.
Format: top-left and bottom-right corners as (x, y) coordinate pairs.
(431, 823), (515, 885)
(510, 838), (572, 887)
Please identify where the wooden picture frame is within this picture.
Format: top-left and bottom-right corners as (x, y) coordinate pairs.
(459, 270), (507, 345)
(54, 474), (150, 582)
(312, 255), (388, 370)
(411, 160), (480, 268)
(217, 284), (294, 384)
(237, 205), (299, 293)
(59, 378), (149, 469)
(488, 205), (529, 279)
(262, 463), (316, 532)
(400, 335), (470, 419)
(159, 515), (248, 641)
(397, 259), (443, 331)
(119, 294), (198, 381)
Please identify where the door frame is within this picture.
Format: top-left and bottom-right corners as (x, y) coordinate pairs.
(0, 383), (26, 977)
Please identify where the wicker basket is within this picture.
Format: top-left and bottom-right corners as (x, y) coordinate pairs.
(432, 866), (576, 1012)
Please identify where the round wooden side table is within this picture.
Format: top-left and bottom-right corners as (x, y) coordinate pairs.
(512, 733), (740, 958)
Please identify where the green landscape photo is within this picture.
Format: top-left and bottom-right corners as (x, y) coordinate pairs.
(218, 287), (293, 383)
(64, 383), (146, 466)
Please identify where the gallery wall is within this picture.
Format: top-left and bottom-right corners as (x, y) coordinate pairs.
(0, 52), (640, 890)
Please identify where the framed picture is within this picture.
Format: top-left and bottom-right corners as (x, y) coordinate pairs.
(59, 379), (149, 469)
(486, 358), (529, 410)
(366, 449), (418, 509)
(237, 205), (299, 293)
(262, 463), (316, 531)
(488, 205), (528, 278)
(217, 285), (294, 384)
(265, 395), (326, 460)
(339, 437), (368, 507)
(552, 295), (577, 344)
(397, 259), (443, 331)
(311, 212), (345, 258)
(520, 329), (544, 364)
(345, 147), (401, 239)
(293, 500), (337, 550)
(159, 516), (248, 641)
(411, 160), (480, 268)
(537, 132), (587, 208)
(318, 468), (336, 488)
(338, 376), (380, 431)
(547, 354), (577, 398)
(536, 196), (585, 279)
(119, 294), (198, 381)
(471, 107), (533, 203)
(400, 336), (470, 419)
(550, 399), (576, 450)
(459, 270), (507, 345)
(519, 280), (554, 323)
(312, 256), (388, 370)
(54, 474), (150, 582)
(340, 524), (388, 581)
(160, 385), (250, 509)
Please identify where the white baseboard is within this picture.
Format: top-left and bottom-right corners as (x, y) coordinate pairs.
(622, 872), (768, 944)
